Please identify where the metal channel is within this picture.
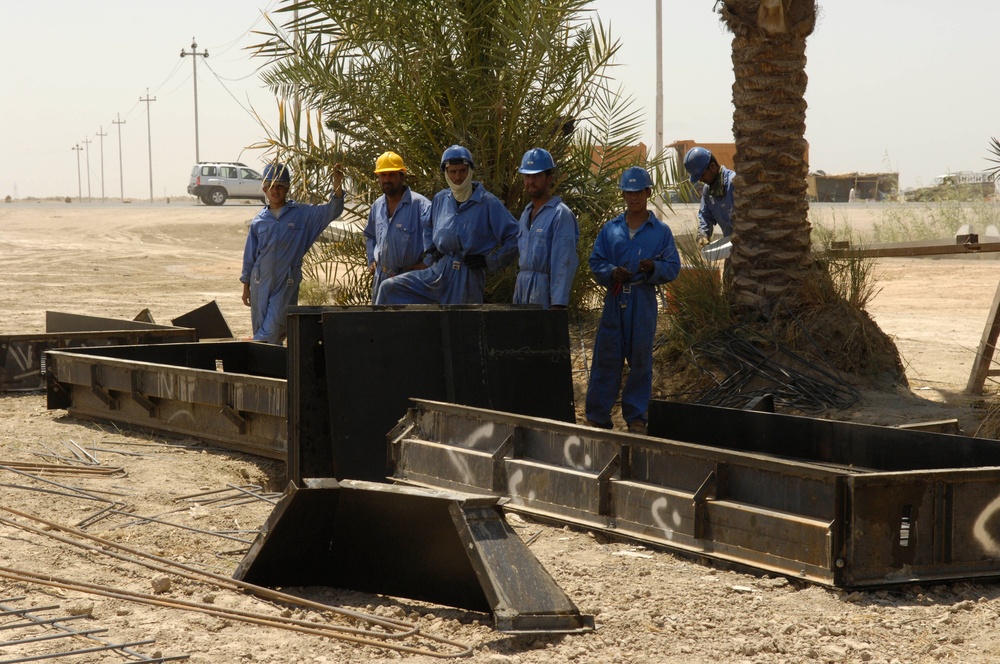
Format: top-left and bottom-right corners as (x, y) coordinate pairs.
(2, 321), (195, 393)
(391, 399), (1000, 588)
(234, 479), (593, 633)
(287, 305), (576, 484)
(45, 342), (287, 459)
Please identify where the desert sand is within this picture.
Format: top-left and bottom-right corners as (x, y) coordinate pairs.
(1, 199), (1000, 663)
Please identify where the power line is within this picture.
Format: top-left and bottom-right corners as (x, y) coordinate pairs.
(180, 38), (210, 163)
(112, 114), (126, 202)
(81, 136), (92, 200)
(140, 89), (156, 203)
(96, 126), (108, 202)
(71, 144), (83, 202)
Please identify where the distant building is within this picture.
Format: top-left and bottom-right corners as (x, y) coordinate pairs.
(589, 143), (647, 174)
(807, 172), (899, 202)
(667, 140), (736, 171)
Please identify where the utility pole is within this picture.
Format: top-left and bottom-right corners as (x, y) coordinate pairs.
(112, 114), (126, 202)
(71, 144), (83, 202)
(653, 0), (665, 218)
(179, 38), (209, 163)
(140, 89), (156, 203)
(81, 136), (92, 200)
(96, 126), (107, 202)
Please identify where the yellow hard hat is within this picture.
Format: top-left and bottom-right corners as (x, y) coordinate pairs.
(374, 151), (407, 173)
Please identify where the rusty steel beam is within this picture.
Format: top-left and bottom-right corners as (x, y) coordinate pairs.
(391, 399), (1000, 588)
(45, 342), (287, 459)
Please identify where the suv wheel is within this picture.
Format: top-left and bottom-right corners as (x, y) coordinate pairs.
(207, 188), (228, 206)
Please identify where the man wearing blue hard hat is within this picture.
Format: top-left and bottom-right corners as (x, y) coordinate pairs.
(683, 146), (735, 247)
(513, 148), (579, 309)
(585, 166), (680, 434)
(376, 145), (518, 305)
(240, 160), (345, 344)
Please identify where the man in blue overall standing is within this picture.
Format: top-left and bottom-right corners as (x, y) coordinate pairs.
(585, 167), (680, 434)
(512, 148), (579, 310)
(376, 145), (518, 305)
(364, 151), (432, 303)
(240, 161), (344, 344)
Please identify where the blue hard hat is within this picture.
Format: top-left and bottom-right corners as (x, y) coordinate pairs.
(619, 166), (653, 191)
(683, 147), (712, 184)
(518, 148), (556, 174)
(262, 162), (291, 183)
(440, 145), (475, 171)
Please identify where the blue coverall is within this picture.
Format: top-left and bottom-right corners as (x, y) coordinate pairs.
(376, 183), (518, 305)
(698, 166), (736, 240)
(513, 196), (580, 309)
(364, 186), (432, 303)
(240, 192), (344, 344)
(585, 211), (680, 427)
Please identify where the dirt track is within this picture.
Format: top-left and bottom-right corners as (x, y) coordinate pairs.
(1, 200), (1000, 663)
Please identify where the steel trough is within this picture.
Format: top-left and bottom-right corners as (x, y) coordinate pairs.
(46, 342), (287, 459)
(391, 398), (1000, 588)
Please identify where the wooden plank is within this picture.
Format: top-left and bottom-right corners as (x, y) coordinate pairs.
(966, 280), (1000, 395)
(824, 241), (1000, 259)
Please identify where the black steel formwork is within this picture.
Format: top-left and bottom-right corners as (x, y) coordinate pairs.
(234, 478), (594, 633)
(287, 306), (575, 484)
(1, 312), (197, 392)
(391, 399), (1000, 588)
(46, 342), (288, 458)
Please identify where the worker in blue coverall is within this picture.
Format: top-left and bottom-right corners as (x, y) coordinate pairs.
(585, 167), (680, 434)
(376, 145), (518, 305)
(513, 148), (579, 309)
(364, 151), (432, 303)
(240, 161), (344, 344)
(684, 146), (735, 247)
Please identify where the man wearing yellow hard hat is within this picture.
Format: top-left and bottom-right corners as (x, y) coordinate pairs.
(363, 151), (432, 302)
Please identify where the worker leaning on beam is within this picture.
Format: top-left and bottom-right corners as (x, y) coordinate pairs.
(363, 151), (432, 303)
(376, 145), (519, 305)
(240, 161), (345, 344)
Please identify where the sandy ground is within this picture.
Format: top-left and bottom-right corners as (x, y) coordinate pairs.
(1, 199), (1000, 663)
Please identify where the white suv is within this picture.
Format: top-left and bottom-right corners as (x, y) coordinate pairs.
(188, 162), (265, 205)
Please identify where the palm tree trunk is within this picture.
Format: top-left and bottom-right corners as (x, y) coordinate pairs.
(721, 1), (817, 310)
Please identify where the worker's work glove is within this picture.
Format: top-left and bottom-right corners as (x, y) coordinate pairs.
(463, 254), (488, 270)
(611, 266), (632, 283)
(696, 235), (710, 248)
(637, 259), (655, 275)
(425, 247), (444, 264)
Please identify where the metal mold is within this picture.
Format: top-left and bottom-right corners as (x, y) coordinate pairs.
(287, 306), (576, 484)
(391, 399), (1000, 588)
(234, 478), (594, 633)
(45, 342), (287, 459)
(2, 312), (197, 392)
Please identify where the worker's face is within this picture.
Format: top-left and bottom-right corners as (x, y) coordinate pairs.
(699, 160), (719, 185)
(445, 163), (470, 186)
(522, 172), (553, 200)
(262, 180), (289, 205)
(377, 171), (405, 197)
(622, 188), (651, 214)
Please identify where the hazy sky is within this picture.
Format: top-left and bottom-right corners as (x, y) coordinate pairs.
(3, 1), (997, 199)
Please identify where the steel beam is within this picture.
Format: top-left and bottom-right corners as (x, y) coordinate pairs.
(391, 399), (1000, 588)
(287, 305), (576, 484)
(234, 478), (594, 633)
(46, 342), (287, 459)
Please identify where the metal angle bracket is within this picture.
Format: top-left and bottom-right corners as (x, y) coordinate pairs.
(233, 478), (594, 634)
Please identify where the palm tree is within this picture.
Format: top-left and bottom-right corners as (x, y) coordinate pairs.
(718, 0), (817, 311)
(251, 0), (653, 305)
